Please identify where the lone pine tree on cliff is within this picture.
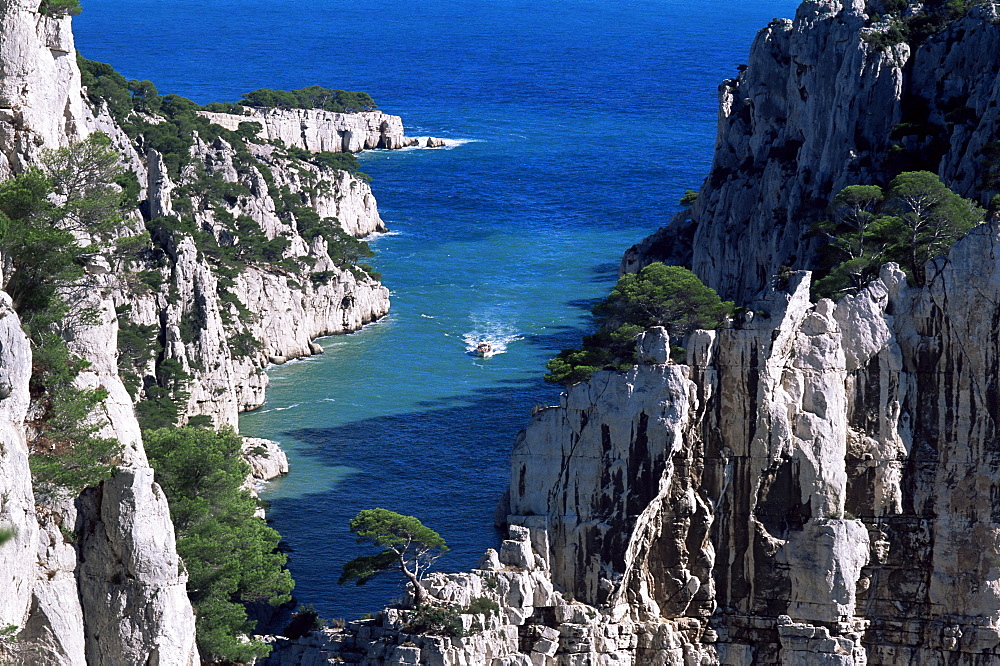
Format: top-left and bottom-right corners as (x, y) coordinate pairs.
(339, 508), (448, 608)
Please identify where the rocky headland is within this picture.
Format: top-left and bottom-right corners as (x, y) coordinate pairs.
(0, 0), (425, 662)
(199, 108), (451, 152)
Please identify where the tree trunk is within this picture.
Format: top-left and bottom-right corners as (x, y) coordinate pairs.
(403, 566), (426, 607)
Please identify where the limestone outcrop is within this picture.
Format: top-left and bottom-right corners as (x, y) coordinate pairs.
(0, 289), (37, 656)
(243, 436), (290, 483)
(0, 2), (88, 179)
(623, 0), (1000, 303)
(317, 224), (1000, 665)
(200, 108), (449, 154)
(0, 1), (396, 661)
(262, 524), (716, 666)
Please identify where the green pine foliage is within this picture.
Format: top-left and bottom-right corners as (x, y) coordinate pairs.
(38, 0), (82, 16)
(284, 146), (371, 180)
(812, 171), (984, 299)
(0, 135), (128, 492)
(545, 263), (733, 385)
(145, 427), (293, 663)
(239, 85), (377, 113)
(135, 358), (192, 431)
(340, 509), (448, 608)
(78, 57), (381, 283)
(404, 604), (465, 637)
(862, 0), (985, 48)
(78, 56), (133, 120)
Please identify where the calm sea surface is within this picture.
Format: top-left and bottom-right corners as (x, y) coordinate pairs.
(75, 0), (799, 621)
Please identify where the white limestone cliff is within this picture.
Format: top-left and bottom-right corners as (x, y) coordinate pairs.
(200, 108), (449, 154)
(0, 1), (396, 661)
(623, 0), (1000, 304)
(0, 287), (37, 658)
(0, 3), (204, 659)
(0, 1), (88, 179)
(289, 222), (1000, 665)
(125, 134), (391, 428)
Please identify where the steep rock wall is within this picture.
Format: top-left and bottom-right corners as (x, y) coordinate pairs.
(0, 288), (37, 645)
(0, 2), (394, 661)
(133, 134), (390, 427)
(311, 221), (1000, 664)
(0, 1), (87, 178)
(477, 221), (1000, 664)
(623, 0), (1000, 304)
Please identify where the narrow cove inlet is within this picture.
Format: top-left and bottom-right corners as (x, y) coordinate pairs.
(72, 0), (800, 622)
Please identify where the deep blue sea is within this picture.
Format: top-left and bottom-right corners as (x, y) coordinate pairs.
(75, 0), (799, 622)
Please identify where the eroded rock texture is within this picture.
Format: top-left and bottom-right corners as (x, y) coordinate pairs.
(0, 1), (395, 660)
(200, 108), (409, 153)
(623, 0), (1000, 303)
(494, 225), (1000, 664)
(0, 1), (87, 178)
(308, 225), (1000, 665)
(201, 108), (450, 154)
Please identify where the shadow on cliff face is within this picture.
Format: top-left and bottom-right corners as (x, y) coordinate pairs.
(263, 377), (560, 622)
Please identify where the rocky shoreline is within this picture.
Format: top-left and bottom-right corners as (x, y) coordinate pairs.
(4, 0), (1000, 664)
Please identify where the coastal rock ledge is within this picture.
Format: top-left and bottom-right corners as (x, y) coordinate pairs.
(199, 108), (451, 153)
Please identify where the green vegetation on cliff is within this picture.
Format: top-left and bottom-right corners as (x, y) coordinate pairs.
(545, 264), (733, 385)
(340, 508), (449, 609)
(76, 57), (384, 429)
(38, 0), (82, 17)
(862, 0), (986, 48)
(238, 85), (377, 113)
(0, 134), (128, 492)
(146, 427), (293, 662)
(811, 171), (983, 299)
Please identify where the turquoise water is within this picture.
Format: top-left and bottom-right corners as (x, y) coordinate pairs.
(75, 0), (799, 621)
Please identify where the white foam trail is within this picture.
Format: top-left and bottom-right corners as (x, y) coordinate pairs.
(364, 230), (401, 240)
(462, 319), (523, 357)
(421, 314), (435, 319)
(258, 402), (300, 414)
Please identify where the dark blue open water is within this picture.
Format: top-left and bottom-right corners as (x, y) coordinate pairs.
(75, 0), (799, 621)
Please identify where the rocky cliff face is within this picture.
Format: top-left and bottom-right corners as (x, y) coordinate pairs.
(130, 132), (390, 427)
(270, 3), (1000, 664)
(0, 1), (88, 179)
(623, 0), (1000, 304)
(0, 1), (399, 661)
(201, 108), (449, 153)
(0, 285), (38, 654)
(0, 3), (200, 663)
(497, 220), (1000, 664)
(309, 223), (1000, 665)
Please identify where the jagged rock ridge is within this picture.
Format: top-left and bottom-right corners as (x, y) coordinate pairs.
(0, 0), (413, 662)
(623, 0), (1000, 304)
(201, 108), (451, 153)
(287, 226), (1000, 664)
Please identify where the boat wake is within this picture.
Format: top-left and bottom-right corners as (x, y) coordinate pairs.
(462, 323), (522, 358)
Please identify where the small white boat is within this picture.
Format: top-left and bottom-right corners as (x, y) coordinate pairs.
(475, 341), (494, 357)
